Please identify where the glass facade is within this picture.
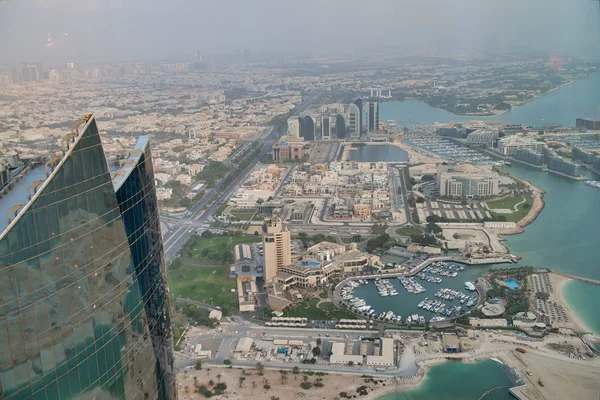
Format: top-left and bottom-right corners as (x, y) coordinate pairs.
(0, 117), (176, 399)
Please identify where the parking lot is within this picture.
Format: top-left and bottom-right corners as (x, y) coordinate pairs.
(418, 199), (492, 222)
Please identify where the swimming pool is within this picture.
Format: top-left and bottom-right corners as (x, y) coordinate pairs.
(505, 279), (521, 290)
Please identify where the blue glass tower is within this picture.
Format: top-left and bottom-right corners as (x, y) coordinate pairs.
(0, 115), (176, 399)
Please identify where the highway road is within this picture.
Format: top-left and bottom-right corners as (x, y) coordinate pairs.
(160, 94), (322, 260)
(396, 165), (414, 225)
(162, 127), (276, 259)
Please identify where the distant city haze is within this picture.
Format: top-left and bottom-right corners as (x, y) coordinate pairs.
(1, 0), (600, 64)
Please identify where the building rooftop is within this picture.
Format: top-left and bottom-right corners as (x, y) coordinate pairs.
(109, 136), (149, 191)
(0, 163), (46, 236)
(0, 114), (150, 239)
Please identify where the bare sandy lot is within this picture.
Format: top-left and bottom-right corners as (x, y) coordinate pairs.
(504, 351), (600, 400)
(176, 366), (412, 400)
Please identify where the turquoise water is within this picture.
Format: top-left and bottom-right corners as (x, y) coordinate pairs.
(347, 144), (408, 162)
(563, 280), (600, 337)
(374, 66), (600, 400)
(505, 279), (521, 290)
(380, 72), (600, 127)
(379, 359), (514, 400)
(500, 163), (600, 335)
(379, 80), (600, 334)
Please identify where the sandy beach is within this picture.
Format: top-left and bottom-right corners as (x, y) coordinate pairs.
(553, 274), (594, 334)
(502, 350), (600, 400)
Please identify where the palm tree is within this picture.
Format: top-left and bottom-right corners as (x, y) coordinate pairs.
(303, 375), (308, 383)
(252, 381), (257, 393)
(206, 367), (211, 376)
(216, 374), (222, 383)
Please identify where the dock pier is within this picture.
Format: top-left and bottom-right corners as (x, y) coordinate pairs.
(549, 269), (600, 286)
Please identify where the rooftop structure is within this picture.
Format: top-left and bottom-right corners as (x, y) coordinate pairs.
(465, 129), (498, 146)
(235, 338), (254, 353)
(329, 342), (364, 365)
(366, 338), (395, 366)
(442, 334), (461, 353)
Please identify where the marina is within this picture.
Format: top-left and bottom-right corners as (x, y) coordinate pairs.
(406, 137), (495, 165)
(337, 261), (485, 325)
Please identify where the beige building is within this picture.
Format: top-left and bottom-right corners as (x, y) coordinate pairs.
(276, 242), (380, 289)
(353, 203), (372, 218)
(365, 338), (395, 366)
(329, 342), (364, 365)
(262, 216), (292, 283)
(436, 163), (500, 198)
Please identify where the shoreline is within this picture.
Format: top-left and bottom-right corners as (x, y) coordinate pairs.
(381, 79), (576, 120)
(556, 276), (597, 335)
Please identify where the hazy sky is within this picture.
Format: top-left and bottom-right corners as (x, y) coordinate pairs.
(1, 0), (600, 64)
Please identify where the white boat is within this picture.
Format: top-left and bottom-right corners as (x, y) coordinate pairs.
(585, 180), (600, 189)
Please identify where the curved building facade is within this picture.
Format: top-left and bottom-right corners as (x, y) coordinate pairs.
(0, 115), (176, 399)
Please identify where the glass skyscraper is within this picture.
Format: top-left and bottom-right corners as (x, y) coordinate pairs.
(0, 115), (176, 399)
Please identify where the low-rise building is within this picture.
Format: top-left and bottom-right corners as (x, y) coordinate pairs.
(546, 150), (582, 177)
(497, 135), (545, 156)
(329, 342), (363, 365)
(366, 338), (395, 366)
(353, 203), (372, 218)
(442, 334), (460, 353)
(436, 163), (500, 198)
(469, 317), (508, 328)
(272, 140), (309, 162)
(514, 148), (543, 166)
(234, 338), (254, 353)
(276, 243), (378, 289)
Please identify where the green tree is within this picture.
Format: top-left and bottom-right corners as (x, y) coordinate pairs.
(312, 346), (321, 357)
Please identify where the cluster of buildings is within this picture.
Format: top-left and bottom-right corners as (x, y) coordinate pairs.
(572, 146), (600, 173)
(0, 61), (303, 210)
(280, 162), (394, 221)
(233, 217), (380, 311)
(230, 164), (289, 208)
(501, 135), (585, 178)
(330, 337), (395, 366)
(287, 99), (380, 141)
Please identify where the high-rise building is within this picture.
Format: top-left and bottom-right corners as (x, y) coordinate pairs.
(347, 103), (361, 138)
(287, 117), (300, 138)
(298, 116), (315, 141)
(366, 101), (379, 132)
(335, 115), (346, 139)
(20, 63), (41, 82)
(321, 116), (330, 140)
(353, 98), (363, 134)
(0, 115), (176, 399)
(262, 217), (291, 283)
